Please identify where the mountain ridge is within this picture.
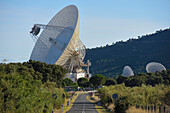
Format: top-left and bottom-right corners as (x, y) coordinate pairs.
(85, 28), (170, 78)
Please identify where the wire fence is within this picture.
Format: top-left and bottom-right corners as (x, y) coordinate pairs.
(136, 104), (170, 113)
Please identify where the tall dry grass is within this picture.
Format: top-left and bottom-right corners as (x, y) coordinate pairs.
(126, 106), (154, 113)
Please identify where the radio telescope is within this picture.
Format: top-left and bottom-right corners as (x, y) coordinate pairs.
(29, 5), (91, 82)
(146, 62), (166, 73)
(122, 66), (134, 77)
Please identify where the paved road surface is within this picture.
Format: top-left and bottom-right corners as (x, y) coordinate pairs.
(67, 94), (98, 113)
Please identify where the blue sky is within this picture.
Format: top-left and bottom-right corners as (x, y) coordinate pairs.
(0, 0), (170, 62)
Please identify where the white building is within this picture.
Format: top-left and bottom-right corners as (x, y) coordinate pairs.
(65, 68), (91, 82)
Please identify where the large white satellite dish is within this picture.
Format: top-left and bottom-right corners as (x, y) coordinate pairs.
(30, 5), (86, 72)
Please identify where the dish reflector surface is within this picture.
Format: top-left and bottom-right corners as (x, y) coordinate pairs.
(146, 62), (166, 73)
(30, 5), (80, 65)
(122, 66), (134, 77)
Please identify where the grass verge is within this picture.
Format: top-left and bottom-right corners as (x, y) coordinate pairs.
(86, 95), (110, 113)
(55, 92), (79, 113)
(126, 106), (153, 113)
(55, 91), (86, 113)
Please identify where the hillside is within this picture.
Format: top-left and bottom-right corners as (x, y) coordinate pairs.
(85, 28), (170, 78)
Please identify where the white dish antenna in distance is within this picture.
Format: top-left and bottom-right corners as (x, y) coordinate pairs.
(122, 66), (134, 77)
(146, 62), (166, 73)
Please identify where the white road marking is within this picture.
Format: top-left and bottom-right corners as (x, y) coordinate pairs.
(81, 95), (85, 113)
(82, 104), (85, 113)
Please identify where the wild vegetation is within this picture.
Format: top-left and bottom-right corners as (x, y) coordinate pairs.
(116, 69), (170, 87)
(0, 60), (67, 113)
(96, 70), (170, 113)
(77, 69), (170, 88)
(74, 74), (107, 88)
(90, 74), (106, 87)
(63, 78), (78, 88)
(77, 77), (89, 88)
(98, 84), (170, 113)
(85, 28), (170, 78)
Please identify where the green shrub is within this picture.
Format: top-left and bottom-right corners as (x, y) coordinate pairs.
(114, 96), (130, 113)
(104, 78), (117, 86)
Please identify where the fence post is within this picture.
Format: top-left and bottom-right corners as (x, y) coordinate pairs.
(163, 106), (165, 113)
(62, 104), (63, 112)
(103, 105), (104, 112)
(159, 105), (161, 113)
(151, 105), (153, 113)
(136, 105), (139, 109)
(154, 104), (156, 113)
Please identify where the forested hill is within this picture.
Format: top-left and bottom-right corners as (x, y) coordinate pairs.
(85, 28), (170, 78)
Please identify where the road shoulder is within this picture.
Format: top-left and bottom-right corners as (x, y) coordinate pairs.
(86, 95), (110, 113)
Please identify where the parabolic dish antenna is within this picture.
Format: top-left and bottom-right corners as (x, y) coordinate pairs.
(30, 5), (86, 72)
(122, 66), (134, 77)
(146, 62), (166, 73)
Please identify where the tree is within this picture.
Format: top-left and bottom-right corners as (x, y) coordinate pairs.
(114, 96), (130, 113)
(90, 74), (106, 87)
(125, 76), (146, 87)
(0, 61), (67, 113)
(162, 91), (170, 106)
(63, 78), (78, 88)
(116, 75), (128, 84)
(104, 78), (117, 86)
(63, 78), (74, 86)
(163, 79), (169, 85)
(146, 76), (164, 86)
(125, 78), (143, 87)
(77, 77), (89, 88)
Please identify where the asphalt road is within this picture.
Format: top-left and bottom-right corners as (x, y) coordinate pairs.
(67, 93), (98, 113)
